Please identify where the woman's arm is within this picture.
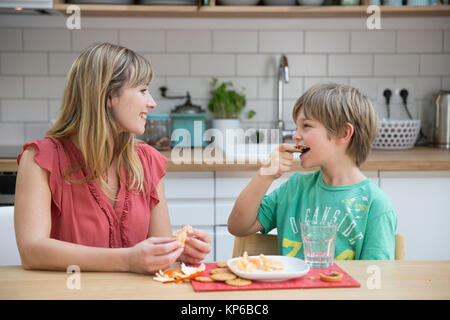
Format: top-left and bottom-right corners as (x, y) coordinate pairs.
(15, 146), (181, 273)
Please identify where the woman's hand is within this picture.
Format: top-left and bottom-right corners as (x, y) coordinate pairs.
(179, 227), (211, 265)
(258, 143), (297, 179)
(127, 237), (183, 274)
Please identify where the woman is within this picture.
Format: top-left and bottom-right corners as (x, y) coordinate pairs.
(14, 43), (211, 274)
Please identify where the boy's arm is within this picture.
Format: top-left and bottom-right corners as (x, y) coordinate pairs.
(228, 144), (297, 237)
(227, 170), (273, 237)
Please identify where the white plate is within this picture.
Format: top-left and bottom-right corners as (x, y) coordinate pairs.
(227, 255), (310, 282)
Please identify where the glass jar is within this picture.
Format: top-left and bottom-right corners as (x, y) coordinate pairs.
(144, 114), (171, 151)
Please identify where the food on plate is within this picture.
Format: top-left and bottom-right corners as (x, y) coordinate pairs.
(216, 261), (228, 268)
(210, 272), (237, 282)
(210, 268), (233, 275)
(319, 271), (343, 282)
(153, 263), (205, 283)
(194, 276), (214, 282)
(172, 224), (193, 248)
(232, 252), (285, 273)
(259, 254), (284, 272)
(225, 278), (252, 287)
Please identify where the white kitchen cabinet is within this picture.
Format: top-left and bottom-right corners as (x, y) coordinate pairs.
(215, 226), (235, 262)
(165, 171), (215, 261)
(379, 171), (450, 260)
(0, 206), (21, 266)
(165, 171), (214, 226)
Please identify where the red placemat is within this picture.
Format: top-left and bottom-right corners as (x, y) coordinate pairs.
(191, 262), (360, 292)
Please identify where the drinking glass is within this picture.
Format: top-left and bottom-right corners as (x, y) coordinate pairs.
(300, 222), (337, 268)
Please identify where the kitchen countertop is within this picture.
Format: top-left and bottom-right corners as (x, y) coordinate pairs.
(1, 146), (450, 172)
(0, 260), (449, 300)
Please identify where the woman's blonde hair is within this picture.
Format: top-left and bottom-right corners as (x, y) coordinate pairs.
(292, 83), (378, 167)
(47, 42), (153, 196)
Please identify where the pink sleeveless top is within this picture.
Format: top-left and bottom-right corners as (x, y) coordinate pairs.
(17, 137), (168, 248)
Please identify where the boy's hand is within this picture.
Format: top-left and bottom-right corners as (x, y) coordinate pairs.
(259, 144), (297, 179)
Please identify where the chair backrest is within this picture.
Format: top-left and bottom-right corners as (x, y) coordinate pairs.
(395, 234), (405, 260)
(232, 233), (278, 258)
(232, 233), (406, 260)
(0, 206), (21, 266)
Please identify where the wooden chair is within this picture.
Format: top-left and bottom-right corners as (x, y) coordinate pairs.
(232, 233), (405, 260)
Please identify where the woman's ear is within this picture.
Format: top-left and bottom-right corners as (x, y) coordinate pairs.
(336, 122), (354, 145)
(107, 96), (112, 109)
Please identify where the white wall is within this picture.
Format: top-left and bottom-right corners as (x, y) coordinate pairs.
(0, 15), (449, 145)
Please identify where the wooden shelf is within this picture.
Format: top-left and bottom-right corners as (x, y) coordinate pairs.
(54, 1), (450, 17)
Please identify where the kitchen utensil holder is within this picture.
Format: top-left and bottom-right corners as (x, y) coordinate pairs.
(372, 119), (421, 150)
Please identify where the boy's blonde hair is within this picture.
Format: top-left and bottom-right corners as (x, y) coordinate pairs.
(47, 42), (153, 196)
(292, 83), (378, 167)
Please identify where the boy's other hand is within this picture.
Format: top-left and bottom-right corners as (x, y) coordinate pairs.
(259, 143), (296, 179)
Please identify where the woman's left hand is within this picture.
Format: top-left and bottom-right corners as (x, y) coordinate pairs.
(179, 226), (211, 264)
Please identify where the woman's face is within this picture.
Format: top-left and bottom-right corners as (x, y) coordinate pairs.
(109, 83), (156, 135)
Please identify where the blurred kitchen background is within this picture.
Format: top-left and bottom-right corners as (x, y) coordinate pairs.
(1, 2), (450, 264)
(0, 13), (449, 145)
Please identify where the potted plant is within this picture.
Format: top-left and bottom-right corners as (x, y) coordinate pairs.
(208, 78), (256, 149)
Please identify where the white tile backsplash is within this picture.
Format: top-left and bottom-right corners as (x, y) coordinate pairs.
(0, 77), (23, 98)
(0, 28), (22, 51)
(0, 16), (449, 144)
(374, 54), (419, 76)
(1, 100), (48, 122)
(259, 31), (303, 53)
(213, 30), (257, 53)
(49, 53), (79, 75)
(396, 31), (442, 53)
(305, 31), (349, 53)
(191, 54), (235, 76)
(351, 31), (395, 53)
(445, 30), (450, 52)
(420, 54), (450, 76)
(1, 52), (47, 75)
(71, 29), (119, 51)
(329, 54), (372, 76)
(289, 54), (327, 76)
(119, 29), (165, 53)
(167, 30), (211, 53)
(145, 53), (189, 76)
(25, 76), (65, 99)
(24, 28), (71, 52)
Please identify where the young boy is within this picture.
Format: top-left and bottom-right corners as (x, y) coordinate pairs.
(228, 83), (397, 260)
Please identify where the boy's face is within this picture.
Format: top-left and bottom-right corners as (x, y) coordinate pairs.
(292, 109), (338, 168)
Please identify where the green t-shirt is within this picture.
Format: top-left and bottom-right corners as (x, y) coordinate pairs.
(257, 170), (397, 260)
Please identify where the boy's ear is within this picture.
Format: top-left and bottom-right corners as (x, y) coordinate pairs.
(336, 122), (354, 145)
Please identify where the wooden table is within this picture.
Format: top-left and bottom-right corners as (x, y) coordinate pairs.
(0, 261), (449, 300)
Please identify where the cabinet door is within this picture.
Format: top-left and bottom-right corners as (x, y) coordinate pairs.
(380, 171), (450, 260)
(0, 206), (21, 266)
(215, 225), (235, 262)
(165, 171), (214, 228)
(165, 172), (215, 261)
